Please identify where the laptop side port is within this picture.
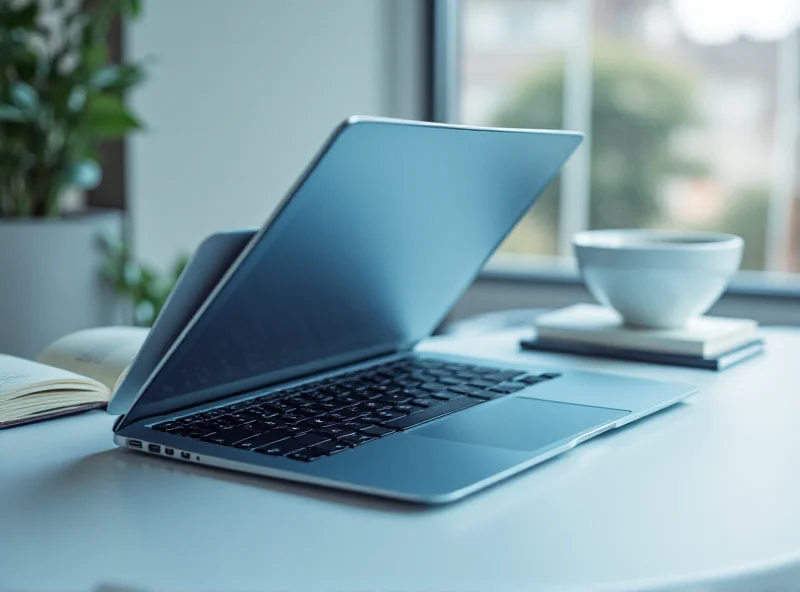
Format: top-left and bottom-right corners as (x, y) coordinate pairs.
(128, 439), (142, 449)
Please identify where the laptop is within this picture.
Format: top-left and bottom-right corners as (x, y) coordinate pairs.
(113, 117), (696, 504)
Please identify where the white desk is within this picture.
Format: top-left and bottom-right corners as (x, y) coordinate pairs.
(3, 327), (800, 591)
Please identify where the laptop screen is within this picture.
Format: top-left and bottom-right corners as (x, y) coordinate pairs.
(123, 119), (581, 425)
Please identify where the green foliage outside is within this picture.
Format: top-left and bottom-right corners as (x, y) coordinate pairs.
(100, 233), (189, 327)
(491, 43), (707, 254)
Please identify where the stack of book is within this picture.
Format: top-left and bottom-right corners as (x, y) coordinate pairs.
(521, 304), (764, 370)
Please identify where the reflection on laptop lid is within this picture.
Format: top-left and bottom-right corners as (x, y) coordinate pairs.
(120, 117), (583, 428)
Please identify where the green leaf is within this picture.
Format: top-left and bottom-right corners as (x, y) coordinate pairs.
(86, 94), (142, 138)
(124, 0), (143, 18)
(67, 159), (102, 189)
(81, 44), (108, 71)
(67, 87), (87, 112)
(90, 64), (146, 92)
(10, 82), (39, 112)
(0, 105), (28, 122)
(3, 2), (39, 28)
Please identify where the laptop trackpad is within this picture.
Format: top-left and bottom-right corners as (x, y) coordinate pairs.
(411, 397), (628, 452)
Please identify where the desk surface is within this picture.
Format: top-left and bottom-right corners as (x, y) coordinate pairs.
(3, 327), (800, 591)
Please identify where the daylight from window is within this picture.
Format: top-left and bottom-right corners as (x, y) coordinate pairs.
(460, 0), (800, 273)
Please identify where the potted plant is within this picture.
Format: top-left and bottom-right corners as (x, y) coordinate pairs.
(0, 0), (146, 358)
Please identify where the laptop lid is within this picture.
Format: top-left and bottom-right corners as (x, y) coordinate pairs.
(119, 117), (582, 428)
(108, 229), (257, 415)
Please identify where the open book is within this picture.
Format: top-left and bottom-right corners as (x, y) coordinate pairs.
(0, 327), (149, 429)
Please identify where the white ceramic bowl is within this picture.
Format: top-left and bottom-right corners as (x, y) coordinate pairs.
(573, 229), (744, 329)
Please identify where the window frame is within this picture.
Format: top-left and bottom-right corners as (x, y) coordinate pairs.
(432, 0), (800, 310)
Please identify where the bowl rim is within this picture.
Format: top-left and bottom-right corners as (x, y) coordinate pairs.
(572, 229), (743, 252)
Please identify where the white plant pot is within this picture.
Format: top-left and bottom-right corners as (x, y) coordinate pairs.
(0, 210), (127, 359)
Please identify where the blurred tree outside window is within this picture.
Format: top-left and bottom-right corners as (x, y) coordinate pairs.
(458, 0), (797, 274)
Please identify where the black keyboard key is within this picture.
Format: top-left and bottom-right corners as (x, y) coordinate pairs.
(335, 396), (363, 407)
(175, 414), (201, 424)
(447, 385), (485, 396)
(255, 403), (287, 415)
(488, 371), (527, 382)
(248, 409), (279, 420)
(302, 417), (338, 429)
(394, 404), (415, 413)
(316, 426), (356, 439)
(357, 414), (386, 425)
(353, 401), (391, 416)
(410, 397), (444, 408)
(235, 428), (293, 450)
(430, 390), (459, 400)
(279, 413), (304, 424)
(467, 390), (503, 401)
(356, 401), (390, 412)
(339, 433), (375, 447)
(270, 401), (297, 413)
(376, 393), (413, 405)
(279, 433), (330, 454)
(202, 425), (263, 446)
(178, 426), (217, 439)
(286, 396), (310, 407)
(359, 425), (396, 438)
(152, 421), (182, 432)
(257, 440), (301, 456)
(383, 396), (481, 430)
(313, 441), (350, 455)
(490, 383), (527, 394)
(402, 387), (433, 397)
(436, 376), (463, 386)
(519, 375), (548, 385)
(454, 371), (482, 380)
(368, 382), (395, 392)
(202, 418), (238, 431)
(419, 382), (449, 392)
(376, 409), (407, 421)
(342, 420), (371, 431)
(245, 419), (282, 432)
(287, 449), (326, 462)
(395, 376), (421, 387)
(469, 380), (499, 389)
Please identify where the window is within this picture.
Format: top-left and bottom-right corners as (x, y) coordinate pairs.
(446, 0), (800, 279)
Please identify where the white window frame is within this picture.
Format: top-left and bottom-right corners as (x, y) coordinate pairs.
(433, 0), (800, 303)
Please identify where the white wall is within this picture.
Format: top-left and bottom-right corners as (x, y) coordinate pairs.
(127, 0), (424, 268)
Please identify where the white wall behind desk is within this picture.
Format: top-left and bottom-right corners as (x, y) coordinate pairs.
(127, 0), (425, 269)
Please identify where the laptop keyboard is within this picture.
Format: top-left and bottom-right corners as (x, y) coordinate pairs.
(151, 358), (560, 462)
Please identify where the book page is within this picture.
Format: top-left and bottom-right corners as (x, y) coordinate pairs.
(0, 354), (105, 401)
(37, 327), (150, 392)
